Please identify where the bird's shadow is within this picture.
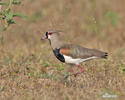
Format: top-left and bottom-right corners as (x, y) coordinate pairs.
(59, 74), (78, 87)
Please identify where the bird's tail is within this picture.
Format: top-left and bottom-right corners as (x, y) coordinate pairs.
(92, 49), (108, 59)
(100, 52), (108, 59)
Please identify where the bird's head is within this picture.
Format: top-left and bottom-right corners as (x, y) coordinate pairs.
(41, 30), (62, 40)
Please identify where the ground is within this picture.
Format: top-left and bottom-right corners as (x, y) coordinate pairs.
(0, 0), (125, 100)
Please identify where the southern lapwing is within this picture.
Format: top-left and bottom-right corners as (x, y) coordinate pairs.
(41, 31), (108, 78)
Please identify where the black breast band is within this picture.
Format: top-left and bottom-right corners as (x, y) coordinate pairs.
(53, 48), (65, 63)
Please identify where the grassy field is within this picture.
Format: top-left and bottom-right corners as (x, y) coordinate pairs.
(0, 0), (125, 100)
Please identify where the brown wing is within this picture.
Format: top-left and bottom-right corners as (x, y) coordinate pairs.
(60, 44), (107, 59)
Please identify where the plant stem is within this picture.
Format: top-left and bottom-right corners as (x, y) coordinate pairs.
(6, 0), (13, 12)
(0, 4), (4, 45)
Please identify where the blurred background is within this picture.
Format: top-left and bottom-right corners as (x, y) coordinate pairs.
(0, 0), (125, 100)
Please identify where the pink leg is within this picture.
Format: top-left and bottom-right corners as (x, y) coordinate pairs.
(72, 66), (77, 77)
(64, 65), (84, 79)
(78, 65), (84, 73)
(72, 65), (84, 77)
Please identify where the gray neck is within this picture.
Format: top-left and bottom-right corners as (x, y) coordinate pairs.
(49, 36), (64, 50)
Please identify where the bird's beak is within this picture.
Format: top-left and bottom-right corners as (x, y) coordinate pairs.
(41, 35), (47, 40)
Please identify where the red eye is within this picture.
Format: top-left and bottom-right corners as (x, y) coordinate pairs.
(49, 32), (52, 35)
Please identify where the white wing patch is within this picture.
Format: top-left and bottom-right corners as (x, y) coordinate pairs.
(64, 55), (98, 65)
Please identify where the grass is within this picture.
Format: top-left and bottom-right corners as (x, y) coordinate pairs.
(0, 0), (125, 100)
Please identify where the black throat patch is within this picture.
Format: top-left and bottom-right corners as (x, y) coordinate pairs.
(53, 48), (65, 63)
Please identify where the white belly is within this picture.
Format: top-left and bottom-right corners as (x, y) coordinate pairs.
(63, 55), (97, 65)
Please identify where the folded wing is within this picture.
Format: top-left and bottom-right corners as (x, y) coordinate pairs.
(60, 44), (108, 59)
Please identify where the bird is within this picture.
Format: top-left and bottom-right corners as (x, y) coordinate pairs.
(41, 30), (108, 78)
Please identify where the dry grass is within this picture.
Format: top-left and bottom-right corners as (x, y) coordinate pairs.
(0, 0), (125, 100)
